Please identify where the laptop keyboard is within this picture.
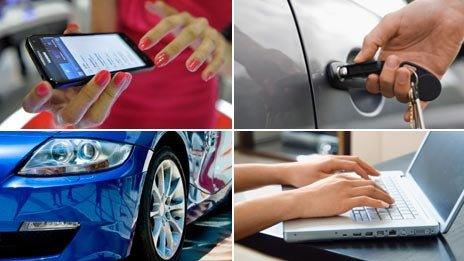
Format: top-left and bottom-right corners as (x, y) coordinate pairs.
(350, 176), (419, 222)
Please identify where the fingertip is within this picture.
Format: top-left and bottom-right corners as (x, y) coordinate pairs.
(138, 37), (152, 50)
(404, 109), (411, 122)
(202, 72), (215, 82)
(67, 22), (79, 31)
(366, 74), (380, 94)
(154, 52), (170, 67)
(35, 81), (52, 97)
(353, 53), (364, 64)
(94, 70), (111, 87)
(186, 58), (201, 72)
(113, 72), (132, 89)
(64, 23), (79, 34)
(23, 82), (52, 113)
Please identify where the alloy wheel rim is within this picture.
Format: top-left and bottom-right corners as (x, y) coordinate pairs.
(150, 159), (185, 260)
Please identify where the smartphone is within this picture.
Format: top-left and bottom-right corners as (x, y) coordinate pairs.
(26, 33), (154, 88)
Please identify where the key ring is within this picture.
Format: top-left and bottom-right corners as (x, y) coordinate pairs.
(407, 68), (419, 99)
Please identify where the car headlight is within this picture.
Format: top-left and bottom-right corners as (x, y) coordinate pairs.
(18, 139), (133, 176)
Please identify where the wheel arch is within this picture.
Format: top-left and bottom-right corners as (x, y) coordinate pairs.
(151, 131), (190, 192)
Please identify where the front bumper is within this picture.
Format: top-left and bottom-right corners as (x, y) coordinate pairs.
(0, 146), (149, 260)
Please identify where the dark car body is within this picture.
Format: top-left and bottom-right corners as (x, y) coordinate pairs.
(235, 0), (464, 129)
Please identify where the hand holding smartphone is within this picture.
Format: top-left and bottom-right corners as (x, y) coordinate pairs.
(26, 33), (154, 88)
(22, 26), (147, 128)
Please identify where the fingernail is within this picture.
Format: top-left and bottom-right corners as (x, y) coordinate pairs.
(36, 82), (49, 97)
(386, 57), (399, 68)
(95, 70), (111, 87)
(66, 22), (78, 31)
(114, 72), (132, 89)
(203, 72), (215, 82)
(186, 59), (201, 72)
(139, 38), (152, 50)
(397, 71), (408, 84)
(154, 53), (170, 67)
(382, 202), (390, 208)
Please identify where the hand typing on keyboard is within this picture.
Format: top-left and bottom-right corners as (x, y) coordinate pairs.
(235, 159), (395, 240)
(288, 174), (395, 220)
(278, 155), (381, 188)
(350, 177), (419, 222)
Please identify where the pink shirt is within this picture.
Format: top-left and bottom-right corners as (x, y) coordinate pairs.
(99, 0), (231, 128)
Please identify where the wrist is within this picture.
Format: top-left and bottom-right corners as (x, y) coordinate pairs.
(276, 163), (299, 186)
(278, 190), (302, 221)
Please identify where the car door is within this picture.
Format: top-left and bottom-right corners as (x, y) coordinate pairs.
(291, 0), (464, 128)
(210, 131), (232, 191)
(234, 0), (316, 129)
(190, 131), (229, 194)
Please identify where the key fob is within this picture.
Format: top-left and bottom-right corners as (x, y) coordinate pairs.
(333, 60), (442, 102)
(399, 61), (441, 102)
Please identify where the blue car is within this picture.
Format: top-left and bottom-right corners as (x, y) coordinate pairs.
(0, 131), (232, 260)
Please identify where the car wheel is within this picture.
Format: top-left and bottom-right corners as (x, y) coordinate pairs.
(133, 146), (187, 261)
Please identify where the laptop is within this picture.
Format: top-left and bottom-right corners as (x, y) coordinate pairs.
(283, 131), (464, 242)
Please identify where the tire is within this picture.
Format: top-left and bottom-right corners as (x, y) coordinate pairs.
(133, 146), (188, 261)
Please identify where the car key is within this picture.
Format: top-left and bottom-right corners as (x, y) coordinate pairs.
(407, 72), (425, 129)
(326, 60), (441, 128)
(328, 60), (442, 101)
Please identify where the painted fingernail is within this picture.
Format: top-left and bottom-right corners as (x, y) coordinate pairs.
(139, 38), (152, 50)
(154, 53), (170, 67)
(114, 72), (132, 89)
(66, 22), (79, 31)
(186, 59), (201, 72)
(95, 70), (111, 87)
(203, 72), (215, 82)
(36, 82), (50, 97)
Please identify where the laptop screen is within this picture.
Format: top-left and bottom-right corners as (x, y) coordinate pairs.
(409, 131), (464, 221)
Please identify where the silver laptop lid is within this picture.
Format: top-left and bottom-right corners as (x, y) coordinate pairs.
(406, 131), (464, 233)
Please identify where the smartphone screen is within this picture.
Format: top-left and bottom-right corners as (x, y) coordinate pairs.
(27, 33), (153, 87)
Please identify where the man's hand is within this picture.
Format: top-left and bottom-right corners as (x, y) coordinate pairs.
(355, 0), (464, 122)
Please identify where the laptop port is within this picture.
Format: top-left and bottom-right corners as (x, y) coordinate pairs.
(377, 231), (385, 236)
(388, 230), (397, 236)
(353, 233), (362, 237)
(365, 232), (373, 237)
(342, 233), (347, 237)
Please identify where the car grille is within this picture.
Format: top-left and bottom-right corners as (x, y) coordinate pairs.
(0, 229), (78, 258)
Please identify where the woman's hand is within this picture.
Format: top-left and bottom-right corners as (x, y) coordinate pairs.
(139, 1), (227, 81)
(280, 155), (380, 188)
(22, 23), (132, 128)
(234, 173), (394, 240)
(289, 174), (394, 220)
